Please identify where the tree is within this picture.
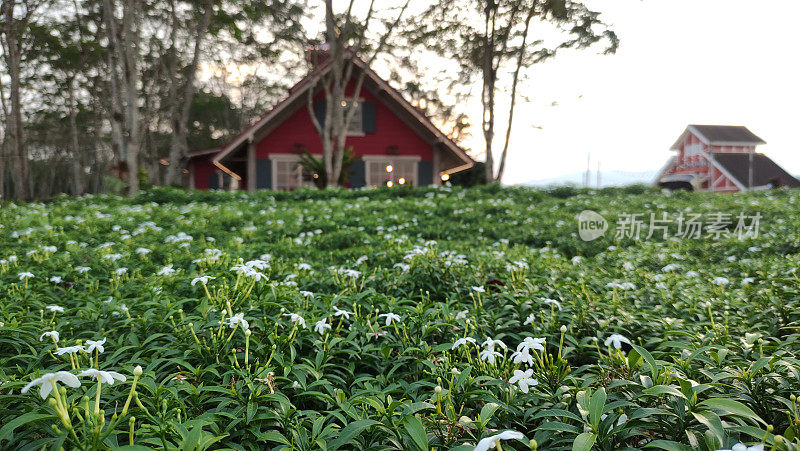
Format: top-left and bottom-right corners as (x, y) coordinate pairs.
(407, 0), (618, 183)
(102, 0), (143, 196)
(306, 0), (410, 188)
(162, 0), (213, 186)
(1, 0), (44, 200)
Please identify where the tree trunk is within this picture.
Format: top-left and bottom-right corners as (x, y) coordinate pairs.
(481, 4), (497, 185)
(495, 4), (536, 183)
(123, 0), (140, 195)
(0, 59), (8, 199)
(2, 0), (30, 200)
(165, 0), (212, 186)
(68, 78), (84, 195)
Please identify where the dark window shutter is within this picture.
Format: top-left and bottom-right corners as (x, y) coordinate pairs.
(256, 159), (272, 190)
(418, 161), (433, 186)
(349, 160), (366, 188)
(314, 101), (326, 128)
(362, 102), (376, 134)
(209, 172), (219, 190)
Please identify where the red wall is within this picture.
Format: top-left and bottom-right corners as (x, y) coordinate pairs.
(192, 159), (216, 189)
(256, 83), (433, 160)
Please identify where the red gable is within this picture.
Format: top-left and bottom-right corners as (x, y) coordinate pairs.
(188, 57), (474, 191)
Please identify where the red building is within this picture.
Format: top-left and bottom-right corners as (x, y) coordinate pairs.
(187, 56), (474, 191)
(655, 125), (800, 192)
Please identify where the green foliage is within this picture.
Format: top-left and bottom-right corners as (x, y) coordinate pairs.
(1, 186), (799, 450)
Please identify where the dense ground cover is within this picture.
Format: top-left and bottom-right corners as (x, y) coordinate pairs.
(1, 185), (800, 450)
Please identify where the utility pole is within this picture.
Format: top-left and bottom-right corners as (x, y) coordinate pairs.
(596, 161), (601, 188)
(584, 153), (591, 187)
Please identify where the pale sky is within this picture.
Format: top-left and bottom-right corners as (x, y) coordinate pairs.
(465, 0), (800, 185)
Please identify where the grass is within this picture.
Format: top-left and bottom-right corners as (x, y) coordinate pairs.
(0, 184), (799, 450)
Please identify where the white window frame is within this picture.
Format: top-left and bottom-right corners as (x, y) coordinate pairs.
(362, 155), (420, 187)
(342, 98), (365, 137)
(270, 154), (317, 191)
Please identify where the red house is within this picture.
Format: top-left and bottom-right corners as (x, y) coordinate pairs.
(187, 55), (474, 191)
(655, 125), (800, 192)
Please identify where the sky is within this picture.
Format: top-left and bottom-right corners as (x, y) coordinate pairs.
(467, 0), (800, 185)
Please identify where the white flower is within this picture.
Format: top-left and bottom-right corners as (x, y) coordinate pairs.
(157, 265), (176, 276)
(604, 333), (631, 349)
(224, 313), (249, 330)
(455, 310), (468, 320)
(742, 277), (755, 285)
(482, 338), (507, 350)
(718, 444), (764, 451)
(299, 291), (314, 297)
(55, 345), (85, 355)
(114, 267), (128, 276)
(510, 349), (532, 365)
(85, 338), (106, 354)
(712, 276), (730, 285)
(332, 306), (352, 319)
(508, 369), (538, 393)
(314, 318), (331, 335)
(78, 369), (126, 385)
(135, 248), (151, 255)
(191, 275), (215, 286)
(471, 286), (485, 293)
(542, 298), (561, 310)
(474, 430), (525, 451)
(479, 348), (502, 364)
(283, 313), (307, 328)
(21, 371), (81, 399)
(518, 337), (545, 352)
(452, 337), (477, 350)
(378, 312), (401, 326)
(46, 305), (65, 313)
(49, 276), (63, 283)
(18, 272), (34, 280)
(39, 331), (59, 342)
(297, 263), (312, 271)
(75, 266), (91, 273)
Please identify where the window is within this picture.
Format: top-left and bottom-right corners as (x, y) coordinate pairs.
(342, 100), (363, 135)
(364, 156), (419, 187)
(272, 155), (317, 191)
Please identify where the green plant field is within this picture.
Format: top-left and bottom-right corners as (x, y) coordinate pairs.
(1, 185), (800, 450)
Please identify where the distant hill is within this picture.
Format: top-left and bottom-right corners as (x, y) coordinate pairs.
(522, 169), (658, 188)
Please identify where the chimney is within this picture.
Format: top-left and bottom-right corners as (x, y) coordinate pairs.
(305, 42), (332, 69)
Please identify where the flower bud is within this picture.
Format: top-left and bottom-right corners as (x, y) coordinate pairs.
(434, 386), (442, 394)
(245, 329), (252, 337)
(560, 325), (567, 333)
(133, 365), (143, 376)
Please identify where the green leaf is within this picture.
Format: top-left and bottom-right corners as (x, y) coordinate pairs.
(0, 413), (56, 443)
(327, 419), (380, 450)
(589, 387), (606, 429)
(572, 432), (596, 451)
(643, 440), (694, 451)
(258, 430), (291, 445)
(691, 411), (725, 446)
(403, 415), (429, 451)
(631, 344), (659, 378)
(697, 398), (765, 424)
(642, 385), (687, 399)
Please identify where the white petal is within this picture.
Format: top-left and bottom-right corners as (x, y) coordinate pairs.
(56, 371), (81, 387)
(38, 382), (53, 399)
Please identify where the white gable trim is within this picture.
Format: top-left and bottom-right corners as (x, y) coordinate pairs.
(703, 151), (747, 191)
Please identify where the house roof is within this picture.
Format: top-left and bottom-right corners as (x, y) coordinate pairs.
(194, 56), (474, 175)
(710, 153), (800, 188)
(671, 125), (766, 150)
